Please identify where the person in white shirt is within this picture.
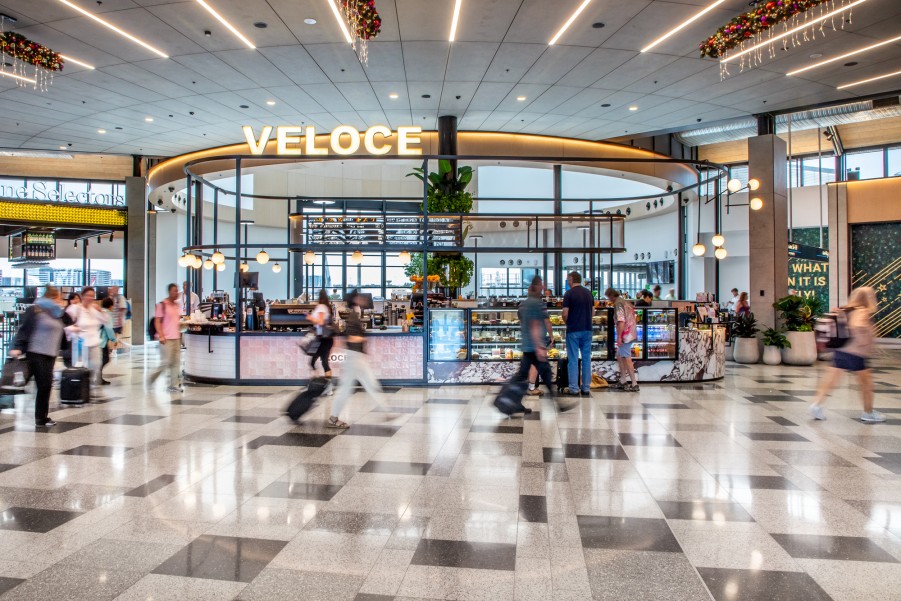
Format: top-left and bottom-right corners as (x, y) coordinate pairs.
(66, 287), (106, 397)
(177, 281), (200, 316)
(664, 288), (676, 300)
(726, 288), (740, 312)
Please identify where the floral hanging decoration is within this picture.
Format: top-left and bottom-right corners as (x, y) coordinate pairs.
(0, 29), (62, 91)
(339, 0), (382, 65)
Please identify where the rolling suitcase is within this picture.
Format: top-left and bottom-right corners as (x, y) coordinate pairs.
(60, 367), (90, 405)
(494, 378), (529, 416)
(286, 377), (329, 422)
(555, 357), (582, 393)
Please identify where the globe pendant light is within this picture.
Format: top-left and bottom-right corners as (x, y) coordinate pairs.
(727, 178), (742, 193)
(203, 259), (214, 270)
(211, 250), (225, 264)
(216, 262), (226, 272)
(692, 243), (706, 257)
(748, 178), (760, 191)
(750, 197), (764, 211)
(256, 250), (269, 265)
(192, 254), (203, 269)
(715, 247), (728, 260)
(178, 252), (190, 267)
(398, 250), (412, 265)
(304, 250), (316, 266)
(240, 261), (250, 273)
(350, 250), (363, 265)
(711, 233), (725, 247)
(272, 262), (281, 274)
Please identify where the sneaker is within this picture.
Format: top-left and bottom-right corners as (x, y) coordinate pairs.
(526, 388), (542, 396)
(580, 390), (591, 396)
(166, 386), (183, 394)
(562, 388), (581, 396)
(608, 381), (626, 390)
(860, 411), (887, 423)
(623, 383), (640, 392)
(809, 405), (826, 421)
(36, 419), (57, 427)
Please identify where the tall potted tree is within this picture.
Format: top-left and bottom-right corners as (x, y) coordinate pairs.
(773, 295), (820, 365)
(732, 313), (760, 364)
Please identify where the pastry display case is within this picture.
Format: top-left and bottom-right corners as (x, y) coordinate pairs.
(428, 309), (468, 361)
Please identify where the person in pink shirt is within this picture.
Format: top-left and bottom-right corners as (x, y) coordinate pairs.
(149, 283), (183, 393)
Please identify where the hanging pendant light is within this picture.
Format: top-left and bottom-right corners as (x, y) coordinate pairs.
(256, 250), (269, 264)
(211, 250), (225, 264)
(240, 261), (250, 273)
(304, 250), (316, 266)
(203, 259), (214, 270)
(177, 253), (190, 267)
(216, 262), (226, 272)
(711, 234), (725, 247)
(748, 178), (760, 191)
(398, 250), (412, 265)
(715, 247), (728, 260)
(272, 262), (281, 273)
(750, 197), (764, 211)
(350, 250), (363, 265)
(692, 243), (706, 257)
(727, 178), (742, 193)
(192, 254), (203, 269)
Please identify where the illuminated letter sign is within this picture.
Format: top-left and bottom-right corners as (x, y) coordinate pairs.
(241, 125), (422, 156)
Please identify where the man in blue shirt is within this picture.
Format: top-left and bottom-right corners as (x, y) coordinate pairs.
(562, 271), (594, 396)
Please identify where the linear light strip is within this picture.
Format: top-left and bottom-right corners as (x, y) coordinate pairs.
(0, 70), (37, 84)
(837, 68), (901, 89)
(327, 0), (353, 44)
(722, 0), (868, 63)
(195, 0), (255, 50)
(641, 0), (727, 53)
(449, 0), (462, 42)
(549, 0), (592, 46)
(57, 0), (168, 58)
(787, 34), (901, 76)
(59, 54), (95, 69)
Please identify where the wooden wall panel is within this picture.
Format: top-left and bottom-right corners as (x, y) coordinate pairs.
(0, 154), (132, 181)
(845, 177), (901, 224)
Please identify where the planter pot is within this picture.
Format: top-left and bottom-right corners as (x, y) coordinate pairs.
(733, 337), (760, 364)
(762, 345), (782, 365)
(782, 331), (817, 365)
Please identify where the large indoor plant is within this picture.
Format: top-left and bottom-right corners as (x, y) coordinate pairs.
(732, 312), (760, 364)
(761, 328), (790, 366)
(773, 295), (821, 365)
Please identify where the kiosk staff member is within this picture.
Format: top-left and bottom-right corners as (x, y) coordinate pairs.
(177, 281), (200, 316)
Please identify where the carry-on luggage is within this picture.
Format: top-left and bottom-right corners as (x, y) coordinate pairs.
(60, 367), (90, 405)
(494, 377), (529, 416)
(286, 377), (329, 422)
(555, 357), (583, 393)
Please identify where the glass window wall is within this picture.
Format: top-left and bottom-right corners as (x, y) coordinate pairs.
(845, 149), (885, 180)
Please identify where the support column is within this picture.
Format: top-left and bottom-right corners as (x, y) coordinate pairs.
(553, 165), (563, 295)
(438, 115), (458, 176)
(125, 176), (146, 345)
(748, 134), (788, 330)
(828, 182), (849, 307)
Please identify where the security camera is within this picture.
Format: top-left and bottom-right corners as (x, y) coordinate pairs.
(170, 208), (176, 213)
(189, 111), (195, 116)
(455, 95), (461, 100)
(666, 185), (673, 192)
(168, 186), (175, 192)
(682, 197), (691, 206)
(157, 199), (163, 206)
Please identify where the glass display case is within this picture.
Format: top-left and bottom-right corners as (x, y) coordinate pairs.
(548, 308), (611, 361)
(428, 309), (468, 361)
(616, 307), (678, 360)
(469, 308), (523, 361)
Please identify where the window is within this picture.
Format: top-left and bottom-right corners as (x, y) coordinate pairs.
(728, 164), (749, 189)
(845, 149), (885, 180)
(787, 158), (802, 188)
(888, 146), (901, 178)
(801, 155), (835, 186)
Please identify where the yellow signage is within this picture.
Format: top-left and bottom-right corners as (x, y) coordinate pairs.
(242, 125), (423, 157)
(0, 200), (127, 228)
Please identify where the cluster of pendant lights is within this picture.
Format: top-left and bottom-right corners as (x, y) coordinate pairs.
(692, 177), (762, 260)
(178, 249), (414, 271)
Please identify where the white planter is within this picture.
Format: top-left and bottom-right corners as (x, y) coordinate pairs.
(733, 337), (760, 364)
(782, 331), (817, 365)
(763, 345), (782, 365)
(727, 341), (735, 362)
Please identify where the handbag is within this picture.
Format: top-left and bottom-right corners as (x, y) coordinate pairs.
(298, 332), (321, 356)
(1, 356), (30, 389)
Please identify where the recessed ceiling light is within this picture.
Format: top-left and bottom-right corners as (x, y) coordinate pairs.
(0, 71), (36, 84)
(59, 146), (67, 150)
(326, 0), (353, 43)
(239, 104), (249, 109)
(516, 96), (526, 101)
(809, 53), (823, 59)
(56, 0), (168, 58)
(59, 54), (95, 69)
(449, 0), (462, 42)
(195, 0), (255, 49)
(389, 92), (399, 99)
(837, 68), (901, 90)
(641, 0), (726, 53)
(266, 100), (276, 105)
(145, 117), (154, 122)
(253, 21), (268, 29)
(304, 18), (317, 25)
(97, 129), (106, 134)
(549, 0), (592, 45)
(628, 106), (638, 111)
(789, 35), (901, 76)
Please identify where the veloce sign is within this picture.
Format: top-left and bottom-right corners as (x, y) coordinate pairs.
(242, 125), (423, 156)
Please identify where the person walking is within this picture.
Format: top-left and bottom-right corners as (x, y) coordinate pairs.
(328, 290), (383, 428)
(809, 287), (884, 423)
(66, 287), (106, 398)
(149, 283), (183, 393)
(562, 271), (594, 397)
(606, 287), (639, 392)
(99, 296), (118, 385)
(11, 286), (66, 427)
(308, 289), (335, 383)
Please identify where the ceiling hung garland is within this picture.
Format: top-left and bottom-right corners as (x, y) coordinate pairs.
(700, 0), (863, 78)
(0, 25), (63, 91)
(340, 0), (382, 65)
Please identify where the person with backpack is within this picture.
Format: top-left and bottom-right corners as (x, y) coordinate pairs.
(308, 289), (335, 381)
(10, 286), (67, 427)
(148, 283), (183, 393)
(809, 286), (883, 423)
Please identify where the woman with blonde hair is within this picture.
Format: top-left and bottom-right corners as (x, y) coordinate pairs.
(809, 287), (883, 422)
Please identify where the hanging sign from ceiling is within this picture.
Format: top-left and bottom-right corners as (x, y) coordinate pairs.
(241, 125), (423, 157)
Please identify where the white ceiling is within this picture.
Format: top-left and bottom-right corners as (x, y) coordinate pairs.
(0, 0), (900, 157)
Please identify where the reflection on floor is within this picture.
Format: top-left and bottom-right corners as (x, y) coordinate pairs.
(1, 346), (900, 600)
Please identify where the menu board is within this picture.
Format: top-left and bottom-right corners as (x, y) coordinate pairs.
(303, 215), (462, 248)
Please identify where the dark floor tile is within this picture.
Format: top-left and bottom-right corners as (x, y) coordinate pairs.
(715, 474), (800, 491)
(15, 421), (88, 434)
(519, 495), (548, 523)
(264, 432), (337, 448)
(370, 405), (421, 414)
(742, 432), (809, 442)
(222, 415), (277, 424)
(244, 436), (279, 450)
(0, 577), (24, 595)
(543, 447), (566, 463)
(469, 424), (524, 434)
(879, 419), (901, 426)
(0, 463), (17, 474)
(229, 392), (273, 398)
(427, 456), (456, 477)
(698, 568), (833, 601)
(354, 595), (394, 601)
(153, 534), (286, 583)
(180, 429), (244, 443)
(769, 450), (854, 467)
(577, 515), (682, 552)
(256, 481), (344, 501)
(656, 500), (755, 522)
(59, 445), (131, 457)
(563, 444), (629, 460)
(169, 398), (212, 406)
(411, 538), (516, 571)
(784, 390), (817, 397)
(523, 411), (541, 421)
(102, 414), (164, 426)
(755, 379), (794, 384)
(0, 506), (83, 533)
(642, 403), (690, 409)
(605, 412), (651, 420)
(766, 416), (798, 426)
(866, 453), (901, 475)
(359, 460), (432, 476)
(124, 474), (178, 497)
(426, 398), (470, 404)
(619, 433), (682, 447)
(305, 510), (398, 535)
(772, 533), (899, 563)
(746, 395), (806, 404)
(345, 424), (400, 437)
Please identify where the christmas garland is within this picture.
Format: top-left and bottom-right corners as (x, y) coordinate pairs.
(700, 0), (830, 59)
(0, 31), (64, 72)
(340, 0), (382, 40)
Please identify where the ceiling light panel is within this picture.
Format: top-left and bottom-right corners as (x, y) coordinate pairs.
(0, 70), (36, 84)
(195, 0), (255, 49)
(549, 0), (592, 45)
(837, 68), (901, 89)
(787, 34), (901, 76)
(449, 0), (462, 42)
(641, 0), (727, 53)
(56, 0), (169, 58)
(59, 54), (95, 69)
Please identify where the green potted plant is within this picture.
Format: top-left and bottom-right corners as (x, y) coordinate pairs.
(761, 327), (790, 365)
(773, 295), (821, 365)
(732, 312), (760, 364)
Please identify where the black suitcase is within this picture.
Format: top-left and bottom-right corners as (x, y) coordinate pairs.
(60, 367), (90, 405)
(555, 357), (582, 393)
(494, 378), (529, 416)
(286, 377), (329, 422)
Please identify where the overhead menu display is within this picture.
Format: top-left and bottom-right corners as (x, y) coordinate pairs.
(293, 215), (462, 248)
